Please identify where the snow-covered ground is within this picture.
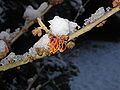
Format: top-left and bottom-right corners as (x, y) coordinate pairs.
(63, 40), (120, 90)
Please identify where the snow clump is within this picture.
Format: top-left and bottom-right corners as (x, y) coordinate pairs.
(0, 40), (8, 53)
(23, 2), (48, 22)
(84, 7), (106, 26)
(48, 16), (79, 36)
(33, 34), (50, 50)
(0, 31), (10, 40)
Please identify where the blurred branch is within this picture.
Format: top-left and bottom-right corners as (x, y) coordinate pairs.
(10, 5), (52, 45)
(74, 0), (91, 22)
(26, 64), (46, 90)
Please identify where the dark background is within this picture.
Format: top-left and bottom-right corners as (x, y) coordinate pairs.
(0, 0), (120, 90)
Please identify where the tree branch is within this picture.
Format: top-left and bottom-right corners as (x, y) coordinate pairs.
(69, 6), (120, 40)
(10, 5), (52, 45)
(0, 6), (119, 71)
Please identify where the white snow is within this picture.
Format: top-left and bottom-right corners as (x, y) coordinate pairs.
(23, 2), (48, 22)
(0, 52), (15, 65)
(0, 31), (10, 40)
(0, 40), (8, 52)
(84, 7), (106, 26)
(0, 28), (20, 41)
(33, 34), (50, 50)
(49, 16), (79, 36)
(29, 47), (37, 56)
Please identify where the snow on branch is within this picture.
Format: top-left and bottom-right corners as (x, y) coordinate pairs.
(0, 1), (120, 71)
(69, 6), (120, 40)
(0, 2), (52, 59)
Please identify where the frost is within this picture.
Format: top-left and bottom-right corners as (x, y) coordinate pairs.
(33, 34), (50, 50)
(23, 2), (48, 22)
(49, 16), (79, 36)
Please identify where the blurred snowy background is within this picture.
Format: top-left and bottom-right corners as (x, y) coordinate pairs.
(0, 0), (120, 90)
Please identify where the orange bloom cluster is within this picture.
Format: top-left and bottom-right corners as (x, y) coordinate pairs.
(48, 36), (67, 54)
(112, 0), (120, 7)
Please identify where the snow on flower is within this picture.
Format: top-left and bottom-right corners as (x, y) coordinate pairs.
(48, 16), (79, 36)
(33, 34), (50, 50)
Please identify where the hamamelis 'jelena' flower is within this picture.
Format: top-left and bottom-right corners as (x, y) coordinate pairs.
(48, 36), (67, 54)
